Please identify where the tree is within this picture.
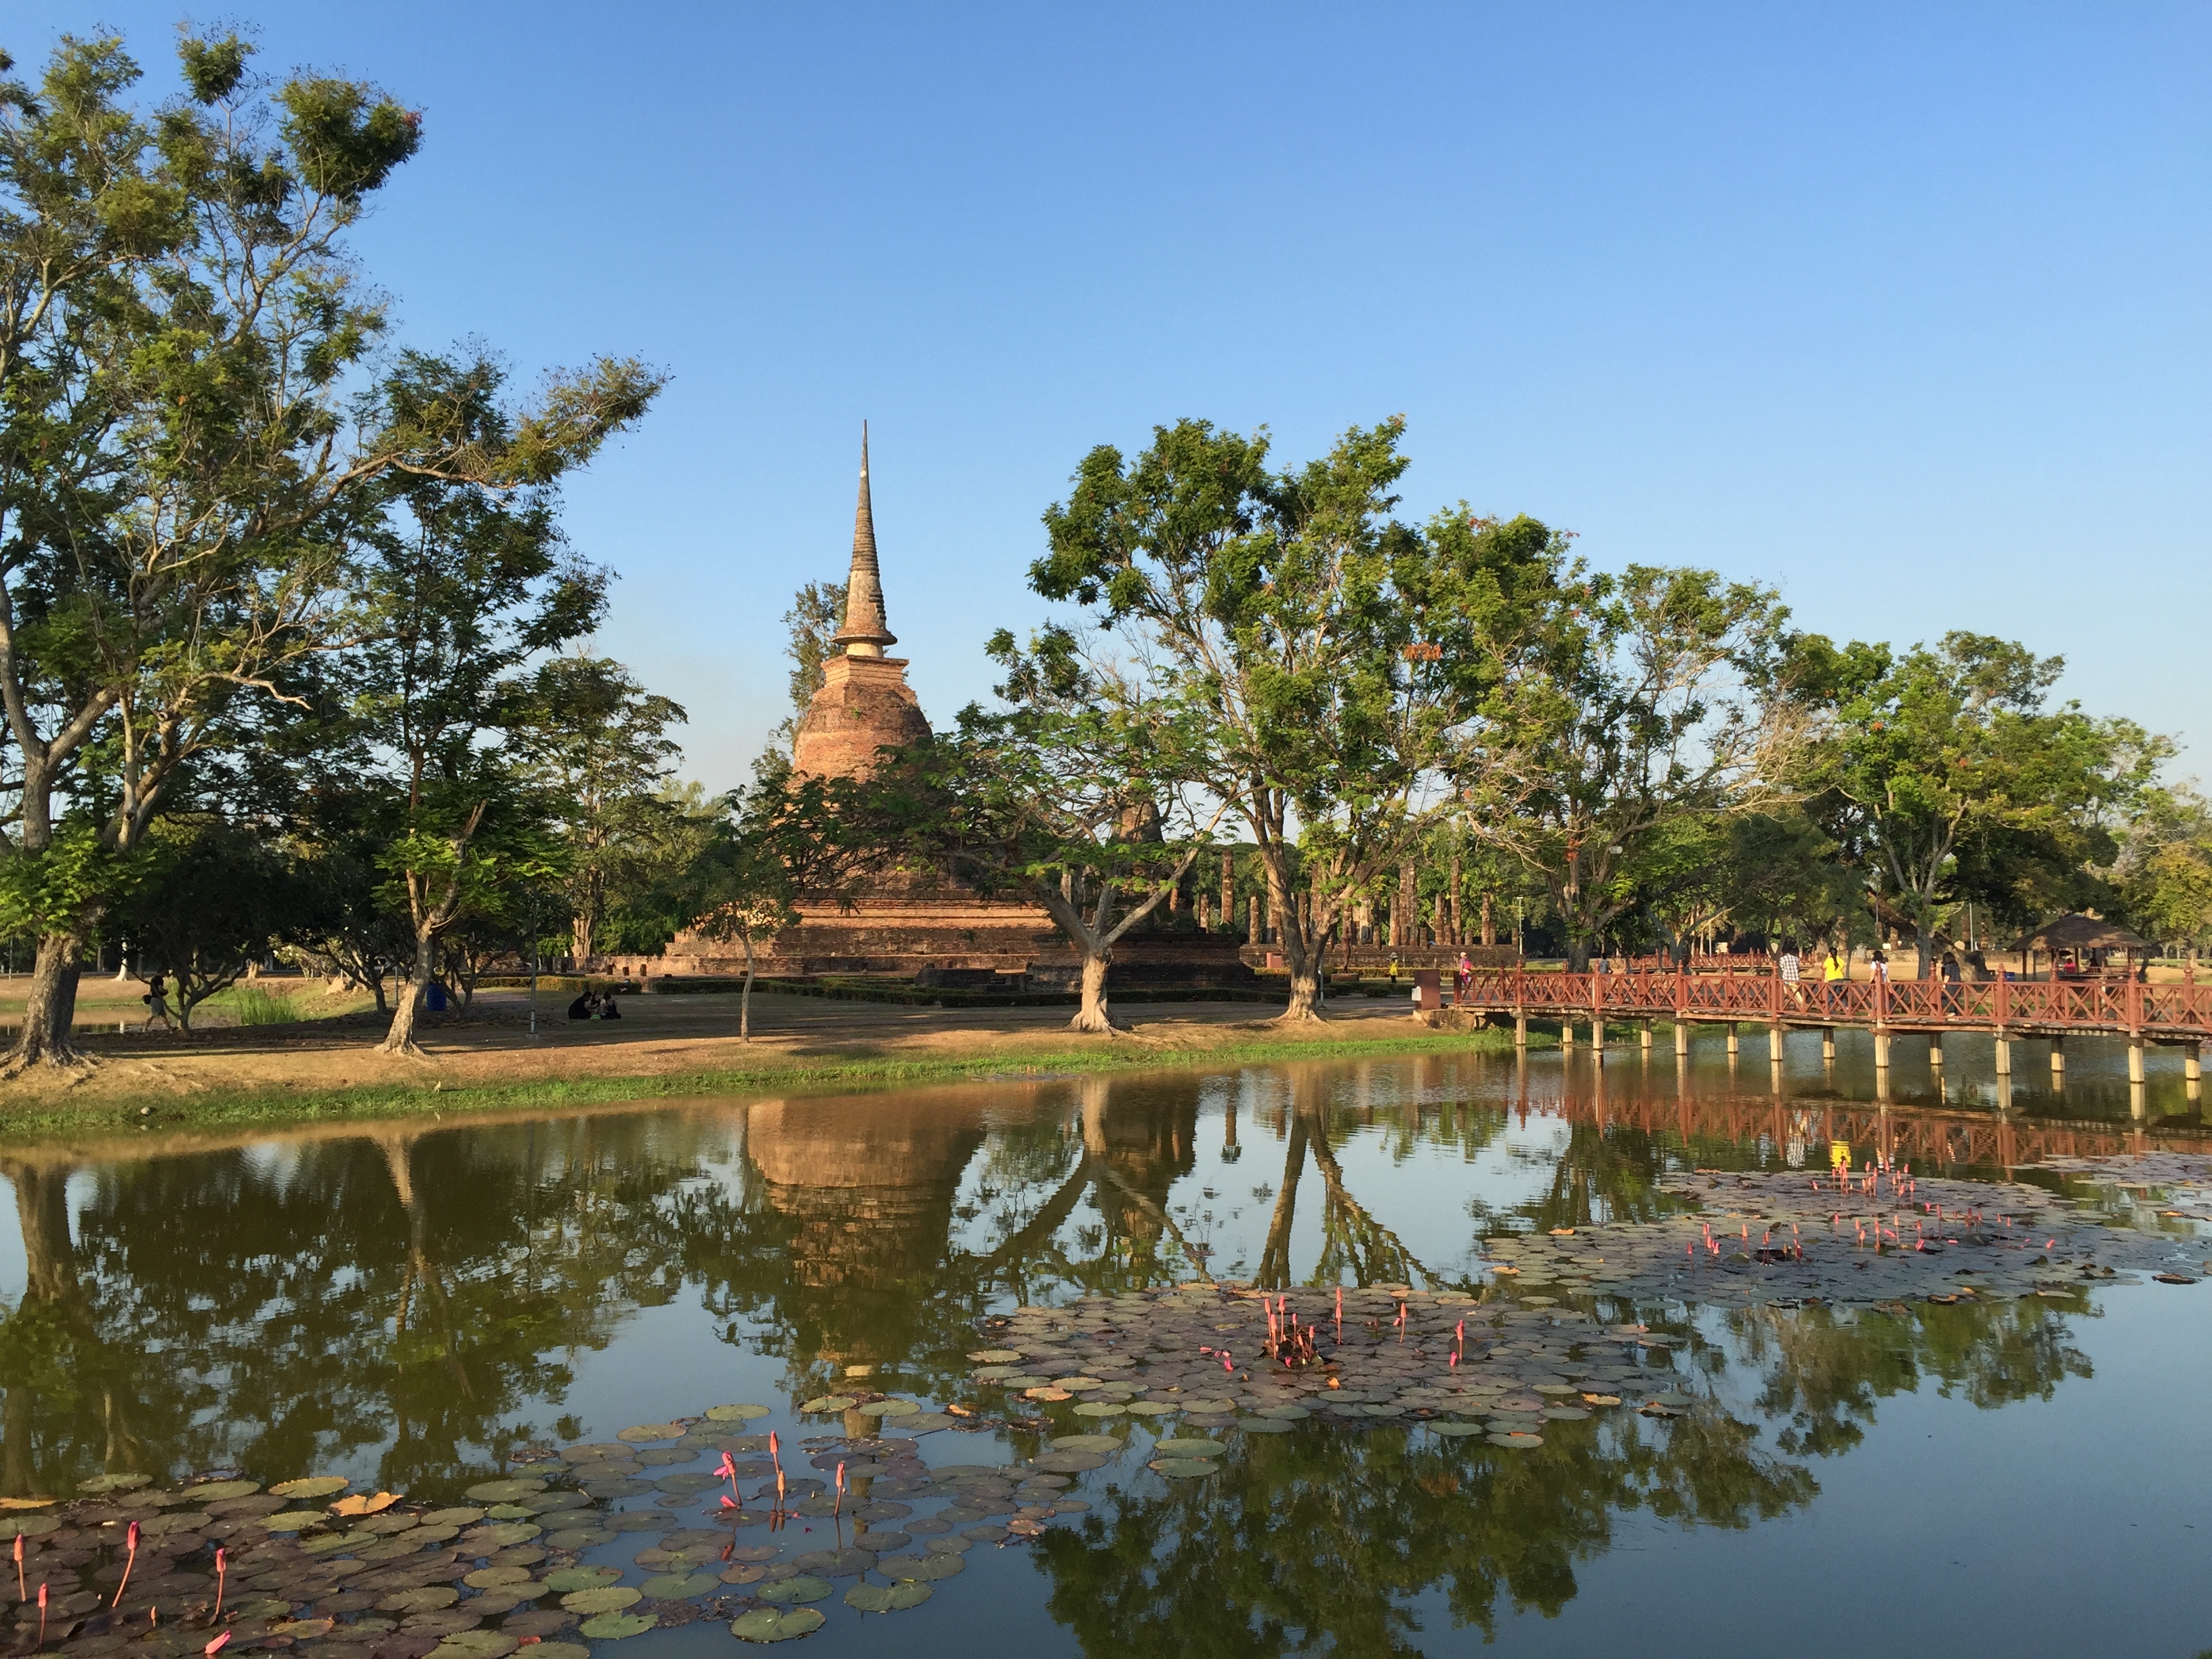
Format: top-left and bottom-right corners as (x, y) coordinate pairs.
(0, 32), (656, 1069)
(352, 353), (656, 1055)
(115, 819), (307, 1029)
(2118, 790), (2212, 964)
(1034, 418), (1544, 1018)
(673, 801), (797, 1040)
(521, 654), (686, 962)
(1457, 560), (1813, 970)
(1812, 632), (2164, 977)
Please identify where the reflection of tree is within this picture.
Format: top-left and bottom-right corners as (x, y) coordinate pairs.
(1473, 1124), (1692, 1237)
(1735, 1294), (2093, 1458)
(1037, 1412), (1815, 1653)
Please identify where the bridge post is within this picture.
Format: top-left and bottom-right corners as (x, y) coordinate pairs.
(1560, 1020), (1574, 1054)
(1820, 1027), (1836, 1063)
(1994, 1036), (2011, 1075)
(1724, 1024), (1739, 1057)
(1640, 1019), (1654, 1054)
(1592, 1017), (1605, 1059)
(1929, 1032), (1944, 1069)
(1674, 1021), (1689, 1057)
(2128, 1038), (2146, 1084)
(1514, 1015), (1528, 1049)
(1767, 1025), (1783, 1064)
(1873, 1029), (1891, 1069)
(2050, 1036), (2065, 1078)
(2186, 1042), (2200, 1084)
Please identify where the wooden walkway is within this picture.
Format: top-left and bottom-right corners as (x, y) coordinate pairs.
(1458, 968), (2210, 1081)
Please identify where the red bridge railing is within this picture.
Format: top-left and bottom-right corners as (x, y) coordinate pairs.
(1467, 968), (2212, 1038)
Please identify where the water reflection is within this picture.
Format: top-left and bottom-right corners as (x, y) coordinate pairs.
(0, 1055), (2190, 1652)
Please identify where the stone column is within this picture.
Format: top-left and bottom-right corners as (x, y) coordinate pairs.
(1220, 851), (1234, 934)
(1480, 892), (1496, 947)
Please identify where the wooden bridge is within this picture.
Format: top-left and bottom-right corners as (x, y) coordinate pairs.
(1458, 968), (2210, 1084)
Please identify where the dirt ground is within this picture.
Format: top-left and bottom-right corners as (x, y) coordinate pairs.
(0, 975), (1453, 1113)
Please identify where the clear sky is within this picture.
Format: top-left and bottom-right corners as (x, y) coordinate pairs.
(20, 3), (2211, 788)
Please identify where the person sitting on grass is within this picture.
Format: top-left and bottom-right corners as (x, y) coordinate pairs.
(598, 991), (622, 1019)
(567, 989), (596, 1020)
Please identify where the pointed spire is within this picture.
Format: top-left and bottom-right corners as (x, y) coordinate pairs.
(833, 421), (897, 656)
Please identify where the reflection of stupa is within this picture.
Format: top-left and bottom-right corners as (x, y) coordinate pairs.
(643, 430), (1251, 984)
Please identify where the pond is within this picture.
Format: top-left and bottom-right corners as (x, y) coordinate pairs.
(5, 1031), (2212, 1658)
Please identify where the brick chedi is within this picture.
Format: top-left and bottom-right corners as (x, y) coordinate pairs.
(790, 425), (932, 780)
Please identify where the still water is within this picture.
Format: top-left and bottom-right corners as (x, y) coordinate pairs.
(4, 1030), (2211, 1657)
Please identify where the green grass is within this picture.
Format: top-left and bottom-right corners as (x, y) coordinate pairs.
(221, 985), (304, 1025)
(0, 1024), (1532, 1143)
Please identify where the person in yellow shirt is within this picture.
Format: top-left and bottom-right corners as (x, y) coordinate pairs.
(1822, 946), (1845, 1012)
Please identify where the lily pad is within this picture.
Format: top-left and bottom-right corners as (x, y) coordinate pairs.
(577, 1613), (657, 1640)
(463, 1566), (533, 1590)
(901, 1413), (957, 1433)
(1542, 1406), (1591, 1422)
(844, 1581), (933, 1613)
(967, 1349), (1023, 1364)
(857, 1399), (919, 1417)
(729, 1607), (825, 1642)
(530, 1646), (590, 1659)
(1150, 1458), (1218, 1477)
(1178, 1399), (1235, 1413)
(799, 1395), (857, 1414)
(1255, 1405), (1310, 1420)
(757, 1574), (834, 1605)
(185, 1479), (260, 1501)
(1153, 1437), (1226, 1456)
(877, 1553), (964, 1581)
(1486, 1432), (1544, 1448)
(639, 1572), (718, 1598)
(1124, 1401), (1176, 1416)
(429, 1633), (518, 1658)
(259, 1511), (326, 1531)
(81, 1472), (154, 1494)
(1050, 1435), (1123, 1452)
(615, 1423), (684, 1443)
(1071, 1403), (1125, 1417)
(463, 1478), (548, 1502)
(270, 1477), (349, 1500)
(1240, 1417), (1293, 1434)
(422, 1507), (487, 1528)
(1430, 1421), (1488, 1437)
(1030, 1452), (1108, 1473)
(378, 1587), (460, 1613)
(541, 1567), (622, 1594)
(0, 1515), (58, 1538)
(705, 1404), (773, 1421)
(558, 1586), (642, 1614)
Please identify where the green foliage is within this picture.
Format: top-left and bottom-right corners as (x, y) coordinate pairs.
(116, 818), (310, 1027)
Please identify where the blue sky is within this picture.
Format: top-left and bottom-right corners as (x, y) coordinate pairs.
(22, 3), (2211, 787)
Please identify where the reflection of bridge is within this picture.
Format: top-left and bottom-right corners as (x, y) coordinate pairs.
(1532, 1077), (2212, 1170)
(1465, 968), (2209, 1084)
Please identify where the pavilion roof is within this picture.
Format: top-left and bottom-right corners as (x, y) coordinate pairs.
(2009, 912), (2151, 953)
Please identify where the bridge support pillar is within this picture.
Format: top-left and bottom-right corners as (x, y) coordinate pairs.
(1929, 1033), (1943, 1069)
(1768, 1025), (1784, 1064)
(2050, 1037), (2065, 1078)
(1559, 1021), (1574, 1054)
(1820, 1028), (1836, 1063)
(1873, 1029), (1891, 1069)
(2186, 1042), (2200, 1084)
(1725, 1025), (1739, 1058)
(2128, 1038), (2146, 1084)
(1994, 1036), (2011, 1075)
(1640, 1020), (1654, 1054)
(1675, 1022), (1689, 1057)
(1591, 1019), (1605, 1055)
(1514, 1015), (1528, 1049)
(2131, 1081), (2148, 1120)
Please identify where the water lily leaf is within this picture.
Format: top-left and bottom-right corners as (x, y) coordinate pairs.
(558, 1586), (642, 1614)
(1429, 1422), (1487, 1437)
(430, 1632), (517, 1658)
(260, 1511), (325, 1532)
(420, 1507), (487, 1528)
(1153, 1437), (1225, 1457)
(729, 1607), (825, 1642)
(1049, 1435), (1122, 1452)
(577, 1612), (657, 1640)
(1029, 1452), (1107, 1473)
(900, 1413), (956, 1433)
(844, 1581), (932, 1613)
(1023, 1387), (1073, 1401)
(1149, 1458), (1217, 1477)
(529, 1645), (590, 1659)
(1486, 1432), (1544, 1448)
(376, 1587), (460, 1613)
(705, 1404), (773, 1421)
(1123, 1401), (1176, 1416)
(472, 1522), (542, 1546)
(1071, 1403), (1125, 1418)
(877, 1553), (963, 1581)
(1541, 1407), (1591, 1422)
(81, 1473), (153, 1494)
(638, 1572), (717, 1598)
(799, 1395), (857, 1414)
(463, 1567), (533, 1590)
(185, 1480), (260, 1501)
(1240, 1417), (1292, 1434)
(615, 1424), (683, 1443)
(856, 1399), (919, 1417)
(756, 1574), (834, 1605)
(541, 1568), (622, 1594)
(653, 1473), (718, 1494)
(270, 1477), (350, 1500)
(462, 1479), (546, 1502)
(966, 1349), (1023, 1364)
(270, 1620), (336, 1639)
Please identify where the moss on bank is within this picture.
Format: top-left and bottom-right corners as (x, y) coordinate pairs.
(0, 1022), (1535, 1143)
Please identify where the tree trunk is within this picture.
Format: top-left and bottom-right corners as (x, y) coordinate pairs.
(6, 932), (87, 1071)
(1069, 949), (1117, 1033)
(741, 935), (755, 1040)
(1914, 922), (1933, 981)
(380, 931), (435, 1055)
(1565, 935), (1592, 972)
(1480, 892), (1496, 947)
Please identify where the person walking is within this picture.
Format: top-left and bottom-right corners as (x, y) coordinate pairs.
(1939, 949), (1963, 1013)
(140, 972), (177, 1033)
(1822, 944), (1846, 1014)
(1778, 943), (1802, 1008)
(1456, 951), (1474, 1007)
